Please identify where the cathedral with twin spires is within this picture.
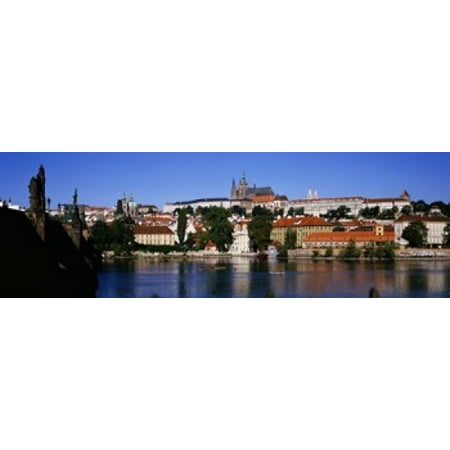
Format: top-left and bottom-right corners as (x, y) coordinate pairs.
(230, 173), (274, 200)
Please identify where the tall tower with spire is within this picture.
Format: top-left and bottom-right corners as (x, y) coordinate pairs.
(237, 172), (248, 199)
(230, 178), (237, 199)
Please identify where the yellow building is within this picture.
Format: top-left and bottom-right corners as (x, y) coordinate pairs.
(134, 225), (176, 246)
(271, 216), (333, 247)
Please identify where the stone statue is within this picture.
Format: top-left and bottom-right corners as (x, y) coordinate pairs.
(28, 165), (46, 213)
(72, 188), (82, 227)
(28, 176), (40, 211)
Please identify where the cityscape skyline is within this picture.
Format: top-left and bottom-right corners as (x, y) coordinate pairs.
(1, 152), (449, 209)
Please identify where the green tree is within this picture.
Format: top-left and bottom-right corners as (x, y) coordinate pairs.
(278, 228), (297, 258)
(273, 208), (285, 218)
(195, 206), (209, 217)
(192, 229), (209, 250)
(184, 232), (195, 250)
(402, 221), (428, 248)
(90, 218), (135, 255)
(203, 207), (233, 252)
(377, 208), (396, 220)
(110, 218), (135, 255)
(359, 206), (380, 219)
(401, 205), (412, 215)
(363, 244), (375, 259)
(231, 205), (246, 217)
(429, 201), (449, 216)
(325, 205), (352, 220)
(248, 215), (273, 252)
(412, 200), (430, 214)
(337, 205), (352, 219)
(176, 208), (188, 245)
(184, 205), (194, 216)
(443, 224), (450, 246)
(339, 240), (361, 259)
(252, 206), (273, 218)
(90, 221), (113, 252)
(288, 207), (305, 216)
(284, 229), (297, 250)
(324, 246), (334, 257)
(375, 242), (396, 261)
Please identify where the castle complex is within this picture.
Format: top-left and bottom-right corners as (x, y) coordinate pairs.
(230, 173), (274, 200)
(289, 190), (411, 217)
(163, 173), (278, 213)
(163, 172), (412, 218)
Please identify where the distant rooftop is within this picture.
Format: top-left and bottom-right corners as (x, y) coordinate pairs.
(168, 197), (230, 205)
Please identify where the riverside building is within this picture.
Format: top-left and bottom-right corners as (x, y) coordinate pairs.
(287, 190), (411, 217)
(271, 216), (333, 247)
(394, 214), (450, 247)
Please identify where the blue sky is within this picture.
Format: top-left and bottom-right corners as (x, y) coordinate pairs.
(0, 152), (449, 209)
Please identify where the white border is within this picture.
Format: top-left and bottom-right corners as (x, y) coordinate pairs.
(1, 0), (450, 448)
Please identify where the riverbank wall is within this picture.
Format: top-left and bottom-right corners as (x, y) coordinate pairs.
(102, 248), (450, 263)
(288, 248), (450, 260)
(103, 250), (258, 260)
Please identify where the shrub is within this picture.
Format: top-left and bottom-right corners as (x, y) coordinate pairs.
(339, 240), (361, 259)
(363, 245), (375, 259)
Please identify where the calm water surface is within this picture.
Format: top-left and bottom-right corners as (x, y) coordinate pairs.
(96, 257), (450, 298)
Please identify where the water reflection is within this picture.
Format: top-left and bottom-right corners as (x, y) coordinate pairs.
(407, 269), (428, 297)
(178, 262), (188, 298)
(97, 258), (450, 298)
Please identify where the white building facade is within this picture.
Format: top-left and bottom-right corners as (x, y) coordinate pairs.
(288, 190), (412, 217)
(163, 198), (231, 214)
(134, 225), (176, 246)
(229, 220), (252, 254)
(287, 196), (365, 217)
(394, 215), (450, 247)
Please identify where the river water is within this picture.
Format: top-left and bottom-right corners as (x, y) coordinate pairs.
(96, 257), (450, 298)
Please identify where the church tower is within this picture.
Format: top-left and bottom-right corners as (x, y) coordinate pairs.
(238, 173), (248, 199)
(230, 178), (237, 200)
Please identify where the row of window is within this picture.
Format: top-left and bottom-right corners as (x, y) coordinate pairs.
(136, 236), (175, 245)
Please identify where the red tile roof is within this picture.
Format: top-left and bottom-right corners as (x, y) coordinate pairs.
(252, 195), (276, 203)
(299, 216), (331, 227)
(395, 215), (450, 223)
(272, 217), (302, 227)
(134, 225), (175, 235)
(272, 216), (331, 227)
